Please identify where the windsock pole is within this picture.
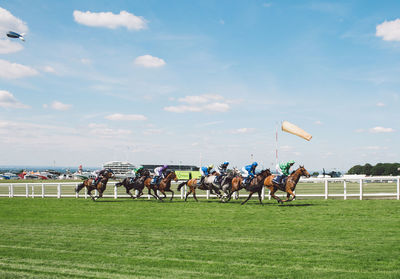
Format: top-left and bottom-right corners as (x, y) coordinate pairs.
(275, 122), (279, 167)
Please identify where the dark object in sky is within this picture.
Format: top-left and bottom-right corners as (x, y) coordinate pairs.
(6, 31), (25, 41)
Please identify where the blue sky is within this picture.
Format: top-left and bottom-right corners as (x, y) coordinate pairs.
(0, 0), (399, 172)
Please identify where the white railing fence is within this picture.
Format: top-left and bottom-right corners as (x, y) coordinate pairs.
(0, 177), (399, 200)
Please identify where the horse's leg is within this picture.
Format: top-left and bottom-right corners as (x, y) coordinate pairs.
(184, 188), (192, 201)
(269, 187), (283, 204)
(193, 188), (198, 202)
(126, 186), (135, 199)
(257, 189), (263, 205)
(168, 189), (174, 201)
(241, 192), (254, 205)
(285, 189), (296, 202)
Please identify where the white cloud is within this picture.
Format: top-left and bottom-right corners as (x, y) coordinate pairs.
(0, 90), (29, 109)
(73, 10), (147, 30)
(88, 123), (132, 138)
(0, 59), (38, 79)
(179, 94), (223, 104)
(48, 101), (72, 111)
(134, 55), (166, 68)
(0, 39), (23, 54)
(376, 19), (400, 41)
(43, 66), (56, 73)
(80, 58), (92, 65)
(0, 7), (28, 35)
(315, 120), (323, 125)
(165, 94), (231, 113)
(376, 102), (385, 107)
(232, 128), (255, 134)
(105, 113), (147, 121)
(355, 128), (365, 133)
(369, 126), (395, 133)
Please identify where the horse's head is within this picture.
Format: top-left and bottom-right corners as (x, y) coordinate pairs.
(105, 169), (114, 179)
(167, 171), (178, 182)
(298, 166), (310, 178)
(259, 168), (271, 178)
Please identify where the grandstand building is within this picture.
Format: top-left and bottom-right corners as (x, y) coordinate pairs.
(142, 164), (199, 173)
(102, 161), (135, 177)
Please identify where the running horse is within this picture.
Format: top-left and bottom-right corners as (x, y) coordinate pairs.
(177, 171), (222, 202)
(115, 169), (151, 199)
(75, 169), (114, 201)
(264, 166), (310, 204)
(156, 170), (178, 201)
(240, 169), (272, 205)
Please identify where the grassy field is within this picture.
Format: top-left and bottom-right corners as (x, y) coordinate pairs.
(0, 198), (399, 278)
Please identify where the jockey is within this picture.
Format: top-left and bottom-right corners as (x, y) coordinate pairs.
(242, 162), (258, 185)
(199, 164), (214, 185)
(273, 160), (295, 185)
(216, 161), (229, 184)
(130, 166), (144, 183)
(94, 168), (112, 186)
(152, 165), (168, 185)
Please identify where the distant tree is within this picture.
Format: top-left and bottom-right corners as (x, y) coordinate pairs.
(364, 163), (373, 176)
(312, 172), (319, 177)
(348, 165), (363, 174)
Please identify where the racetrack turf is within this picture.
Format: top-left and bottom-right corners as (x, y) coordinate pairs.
(0, 198), (399, 278)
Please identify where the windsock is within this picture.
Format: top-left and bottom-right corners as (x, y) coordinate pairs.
(282, 121), (312, 141)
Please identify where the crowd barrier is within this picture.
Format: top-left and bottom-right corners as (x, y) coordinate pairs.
(0, 176), (399, 200)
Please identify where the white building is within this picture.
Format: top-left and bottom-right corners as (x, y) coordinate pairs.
(103, 161), (135, 177)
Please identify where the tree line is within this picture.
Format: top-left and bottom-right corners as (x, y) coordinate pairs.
(347, 163), (400, 176)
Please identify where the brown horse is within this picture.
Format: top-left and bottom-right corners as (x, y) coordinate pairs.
(75, 170), (114, 201)
(177, 173), (222, 202)
(115, 169), (151, 199)
(157, 171), (178, 201)
(264, 166), (310, 204)
(223, 169), (245, 202)
(240, 169), (272, 205)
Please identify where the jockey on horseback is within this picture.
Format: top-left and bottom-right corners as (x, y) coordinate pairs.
(94, 168), (113, 187)
(216, 161), (229, 184)
(130, 166), (144, 183)
(199, 164), (214, 185)
(273, 160), (295, 186)
(242, 162), (258, 186)
(152, 165), (168, 185)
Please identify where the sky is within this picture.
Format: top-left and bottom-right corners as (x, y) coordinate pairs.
(0, 0), (399, 172)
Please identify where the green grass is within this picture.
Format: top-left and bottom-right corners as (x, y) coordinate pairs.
(0, 198), (399, 278)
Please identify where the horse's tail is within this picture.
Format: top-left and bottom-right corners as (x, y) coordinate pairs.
(115, 179), (124, 187)
(177, 181), (188, 191)
(76, 182), (85, 193)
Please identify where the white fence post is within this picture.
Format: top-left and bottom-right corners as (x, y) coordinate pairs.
(42, 183), (45, 198)
(261, 186), (265, 200)
(10, 184), (14, 198)
(397, 178), (399, 200)
(26, 184), (29, 198)
(343, 180), (347, 200)
(135, 189), (139, 198)
(31, 185), (34, 198)
(84, 187), (88, 199)
(206, 190), (210, 199)
(114, 185), (118, 199)
(75, 184), (79, 198)
(180, 185), (184, 199)
(359, 179), (363, 200)
(57, 184), (61, 199)
(324, 179), (328, 200)
(268, 189), (271, 200)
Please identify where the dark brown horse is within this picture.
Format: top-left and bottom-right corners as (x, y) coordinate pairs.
(115, 169), (150, 199)
(75, 170), (114, 201)
(221, 168), (244, 202)
(240, 169), (272, 205)
(264, 166), (310, 204)
(156, 171), (178, 201)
